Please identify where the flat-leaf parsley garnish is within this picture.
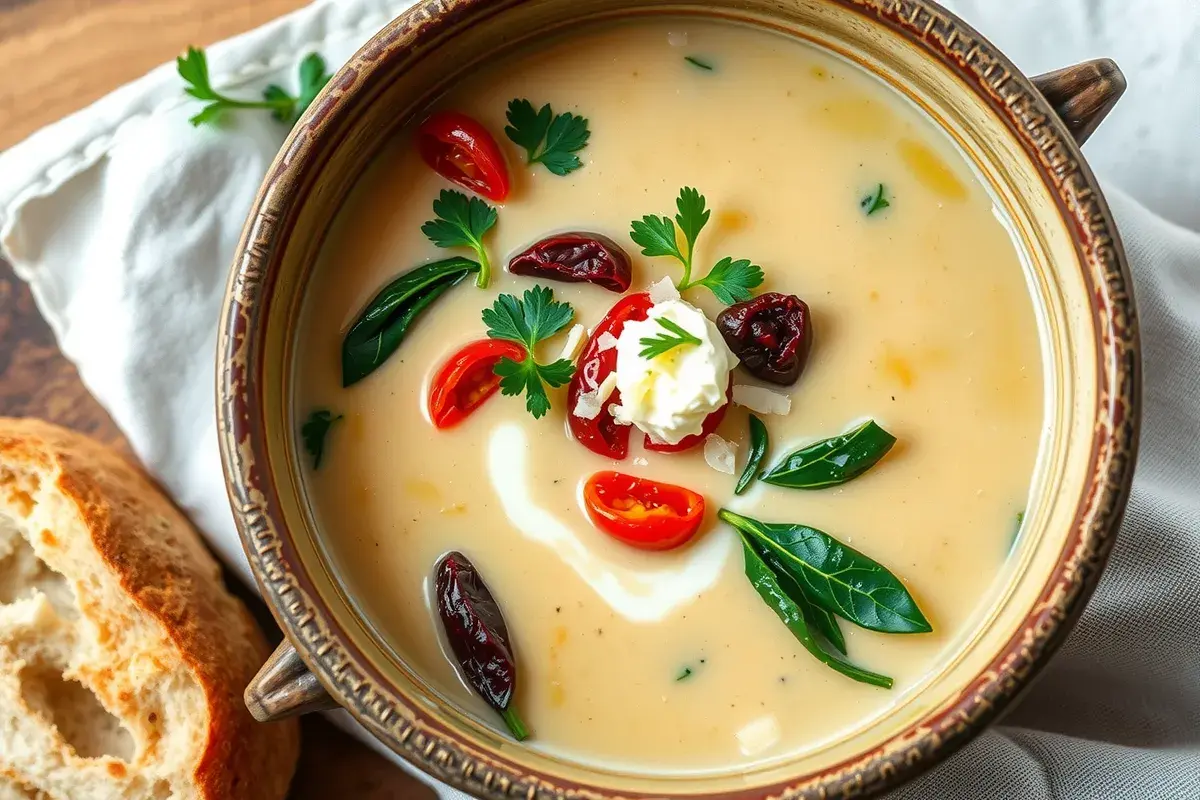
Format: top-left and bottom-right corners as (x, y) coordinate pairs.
(638, 317), (702, 359)
(630, 187), (764, 304)
(422, 189), (498, 288)
(483, 286), (577, 419)
(301, 409), (343, 469)
(179, 47), (332, 127)
(860, 183), (890, 215)
(504, 99), (591, 176)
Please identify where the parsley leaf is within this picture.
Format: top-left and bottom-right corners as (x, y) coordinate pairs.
(684, 56), (714, 71)
(675, 186), (710, 263)
(629, 215), (684, 263)
(638, 317), (702, 359)
(483, 286), (577, 419)
(301, 409), (343, 469)
(421, 189), (498, 288)
(861, 183), (890, 215)
(179, 47), (331, 127)
(629, 187), (765, 304)
(696, 257), (764, 305)
(504, 99), (591, 176)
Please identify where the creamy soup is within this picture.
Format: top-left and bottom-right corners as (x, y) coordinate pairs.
(294, 18), (1043, 773)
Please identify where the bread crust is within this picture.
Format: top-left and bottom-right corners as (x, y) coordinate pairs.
(0, 419), (298, 800)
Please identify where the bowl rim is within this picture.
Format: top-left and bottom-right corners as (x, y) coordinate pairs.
(216, 0), (1140, 797)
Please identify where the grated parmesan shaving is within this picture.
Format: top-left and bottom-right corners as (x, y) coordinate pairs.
(648, 276), (681, 304)
(704, 434), (737, 474)
(732, 384), (792, 416)
(557, 324), (586, 362)
(572, 373), (618, 420)
(596, 331), (619, 352)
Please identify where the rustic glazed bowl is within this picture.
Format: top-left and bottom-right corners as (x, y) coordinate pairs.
(217, 1), (1140, 797)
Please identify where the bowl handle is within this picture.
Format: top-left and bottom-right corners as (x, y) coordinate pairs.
(245, 639), (339, 722)
(1031, 58), (1126, 145)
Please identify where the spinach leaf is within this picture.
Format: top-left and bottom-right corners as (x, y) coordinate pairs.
(760, 419), (895, 489)
(740, 537), (892, 688)
(764, 548), (847, 654)
(341, 257), (478, 386)
(300, 409), (342, 469)
(721, 509), (931, 634)
(734, 413), (768, 495)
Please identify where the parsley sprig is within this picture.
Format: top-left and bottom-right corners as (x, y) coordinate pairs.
(504, 99), (591, 176)
(421, 190), (498, 288)
(638, 317), (702, 359)
(178, 47), (332, 127)
(483, 286), (577, 419)
(630, 187), (765, 304)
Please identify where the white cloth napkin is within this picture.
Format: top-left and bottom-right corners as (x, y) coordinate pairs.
(1, 0), (1198, 797)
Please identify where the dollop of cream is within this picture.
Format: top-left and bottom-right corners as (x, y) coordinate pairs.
(612, 299), (737, 445)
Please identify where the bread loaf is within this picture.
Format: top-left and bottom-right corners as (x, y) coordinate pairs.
(0, 419), (298, 799)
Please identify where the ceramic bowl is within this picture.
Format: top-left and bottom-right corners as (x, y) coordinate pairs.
(217, 1), (1140, 797)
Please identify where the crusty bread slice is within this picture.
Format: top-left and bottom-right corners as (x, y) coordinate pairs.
(0, 419), (298, 799)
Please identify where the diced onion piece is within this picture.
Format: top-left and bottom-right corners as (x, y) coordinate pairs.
(648, 276), (681, 304)
(558, 324), (586, 362)
(732, 384), (792, 415)
(633, 456), (649, 466)
(573, 373), (618, 420)
(667, 31), (689, 47)
(596, 331), (619, 352)
(704, 434), (737, 474)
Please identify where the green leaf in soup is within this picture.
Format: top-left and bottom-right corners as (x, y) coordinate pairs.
(758, 543), (847, 655)
(341, 257), (478, 386)
(504, 99), (553, 160)
(629, 214), (684, 263)
(739, 537), (892, 688)
(760, 419), (896, 489)
(720, 509), (932, 634)
(734, 414), (769, 495)
(300, 409), (342, 470)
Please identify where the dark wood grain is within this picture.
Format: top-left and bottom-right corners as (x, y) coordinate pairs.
(0, 0), (435, 793)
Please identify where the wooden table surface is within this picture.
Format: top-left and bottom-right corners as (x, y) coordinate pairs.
(0, 1), (435, 797)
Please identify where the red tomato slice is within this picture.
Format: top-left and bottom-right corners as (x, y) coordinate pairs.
(583, 471), (705, 551)
(567, 293), (654, 459)
(428, 339), (526, 429)
(643, 378), (734, 453)
(417, 111), (511, 201)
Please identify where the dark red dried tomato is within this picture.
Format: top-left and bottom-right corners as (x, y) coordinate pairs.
(508, 233), (632, 293)
(716, 293), (813, 385)
(435, 552), (528, 740)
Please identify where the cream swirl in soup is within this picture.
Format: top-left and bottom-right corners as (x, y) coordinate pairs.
(294, 18), (1043, 772)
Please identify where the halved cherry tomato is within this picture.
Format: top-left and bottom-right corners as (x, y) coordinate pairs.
(567, 293), (654, 459)
(643, 378), (734, 453)
(429, 339), (526, 429)
(417, 111), (510, 201)
(583, 471), (705, 551)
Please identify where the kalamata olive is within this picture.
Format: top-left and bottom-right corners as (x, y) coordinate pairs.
(508, 232), (632, 292)
(716, 293), (813, 385)
(435, 551), (528, 740)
